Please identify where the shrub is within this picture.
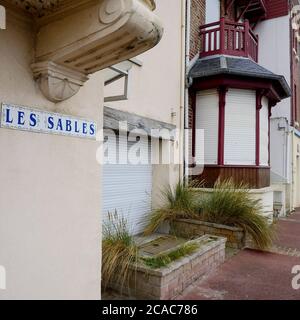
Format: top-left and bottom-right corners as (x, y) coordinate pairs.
(199, 179), (275, 249)
(143, 181), (199, 235)
(102, 211), (138, 291)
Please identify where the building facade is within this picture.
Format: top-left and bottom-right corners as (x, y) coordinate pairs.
(101, 0), (185, 235)
(187, 0), (296, 220)
(0, 0), (162, 300)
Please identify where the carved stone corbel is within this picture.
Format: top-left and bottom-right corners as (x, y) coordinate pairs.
(30, 0), (163, 103)
(32, 62), (89, 103)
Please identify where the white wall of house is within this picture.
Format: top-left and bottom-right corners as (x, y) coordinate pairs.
(270, 117), (293, 213)
(103, 0), (183, 210)
(293, 131), (300, 208)
(256, 15), (293, 214)
(104, 0), (183, 127)
(256, 16), (291, 121)
(270, 118), (291, 182)
(0, 10), (103, 300)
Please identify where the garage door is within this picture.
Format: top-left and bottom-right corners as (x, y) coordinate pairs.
(103, 132), (152, 235)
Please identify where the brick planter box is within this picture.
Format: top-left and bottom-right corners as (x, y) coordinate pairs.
(171, 219), (245, 249)
(108, 235), (226, 300)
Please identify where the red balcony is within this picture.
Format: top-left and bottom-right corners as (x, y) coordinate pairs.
(200, 18), (259, 62)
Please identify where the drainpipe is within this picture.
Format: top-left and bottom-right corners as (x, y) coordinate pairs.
(183, 0), (191, 182)
(291, 126), (296, 212)
(179, 0), (186, 181)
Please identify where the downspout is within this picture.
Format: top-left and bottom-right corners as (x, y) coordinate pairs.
(183, 0), (191, 182)
(179, 0), (186, 181)
(291, 126), (296, 212)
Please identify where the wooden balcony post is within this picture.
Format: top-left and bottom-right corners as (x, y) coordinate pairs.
(220, 17), (225, 54)
(244, 19), (250, 58)
(218, 86), (228, 165)
(256, 34), (259, 62)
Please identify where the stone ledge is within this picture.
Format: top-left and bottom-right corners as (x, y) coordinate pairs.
(171, 219), (245, 249)
(175, 218), (243, 232)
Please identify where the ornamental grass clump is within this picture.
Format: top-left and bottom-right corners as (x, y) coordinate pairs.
(199, 179), (276, 250)
(102, 211), (138, 291)
(143, 181), (199, 236)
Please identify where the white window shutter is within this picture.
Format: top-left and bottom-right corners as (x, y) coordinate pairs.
(224, 89), (256, 165)
(196, 90), (219, 165)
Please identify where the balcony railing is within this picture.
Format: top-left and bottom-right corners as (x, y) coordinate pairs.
(200, 18), (259, 62)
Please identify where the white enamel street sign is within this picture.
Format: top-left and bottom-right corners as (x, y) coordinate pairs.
(0, 103), (97, 140)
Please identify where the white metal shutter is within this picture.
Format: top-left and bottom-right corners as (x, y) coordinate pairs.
(224, 89), (256, 165)
(103, 132), (152, 235)
(260, 97), (269, 166)
(196, 90), (219, 164)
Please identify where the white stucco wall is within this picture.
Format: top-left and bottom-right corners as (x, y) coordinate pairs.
(270, 118), (291, 182)
(0, 11), (103, 300)
(104, 0), (182, 127)
(256, 15), (293, 214)
(256, 15), (291, 121)
(103, 0), (183, 205)
(293, 132), (300, 208)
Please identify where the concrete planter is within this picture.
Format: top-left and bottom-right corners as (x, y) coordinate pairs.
(171, 219), (246, 249)
(108, 235), (226, 300)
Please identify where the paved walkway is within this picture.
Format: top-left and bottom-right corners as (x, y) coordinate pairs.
(178, 210), (300, 300)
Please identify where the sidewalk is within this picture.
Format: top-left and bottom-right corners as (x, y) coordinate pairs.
(177, 210), (300, 300)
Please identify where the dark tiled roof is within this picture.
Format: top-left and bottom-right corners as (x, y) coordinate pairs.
(188, 56), (291, 99)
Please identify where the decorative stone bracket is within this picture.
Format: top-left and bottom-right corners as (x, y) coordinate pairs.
(32, 62), (89, 103)
(30, 0), (162, 102)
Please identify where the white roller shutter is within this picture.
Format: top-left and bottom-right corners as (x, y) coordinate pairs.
(260, 97), (269, 166)
(224, 89), (256, 165)
(103, 131), (152, 235)
(196, 90), (219, 164)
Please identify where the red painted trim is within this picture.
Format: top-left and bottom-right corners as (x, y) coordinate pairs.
(268, 101), (273, 166)
(256, 90), (264, 166)
(295, 84), (298, 124)
(191, 75), (282, 103)
(265, 0), (289, 20)
(191, 91), (196, 159)
(225, 0), (236, 15)
(290, 13), (294, 127)
(256, 109), (260, 166)
(199, 19), (258, 62)
(220, 18), (225, 54)
(204, 164), (271, 169)
(218, 87), (227, 165)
